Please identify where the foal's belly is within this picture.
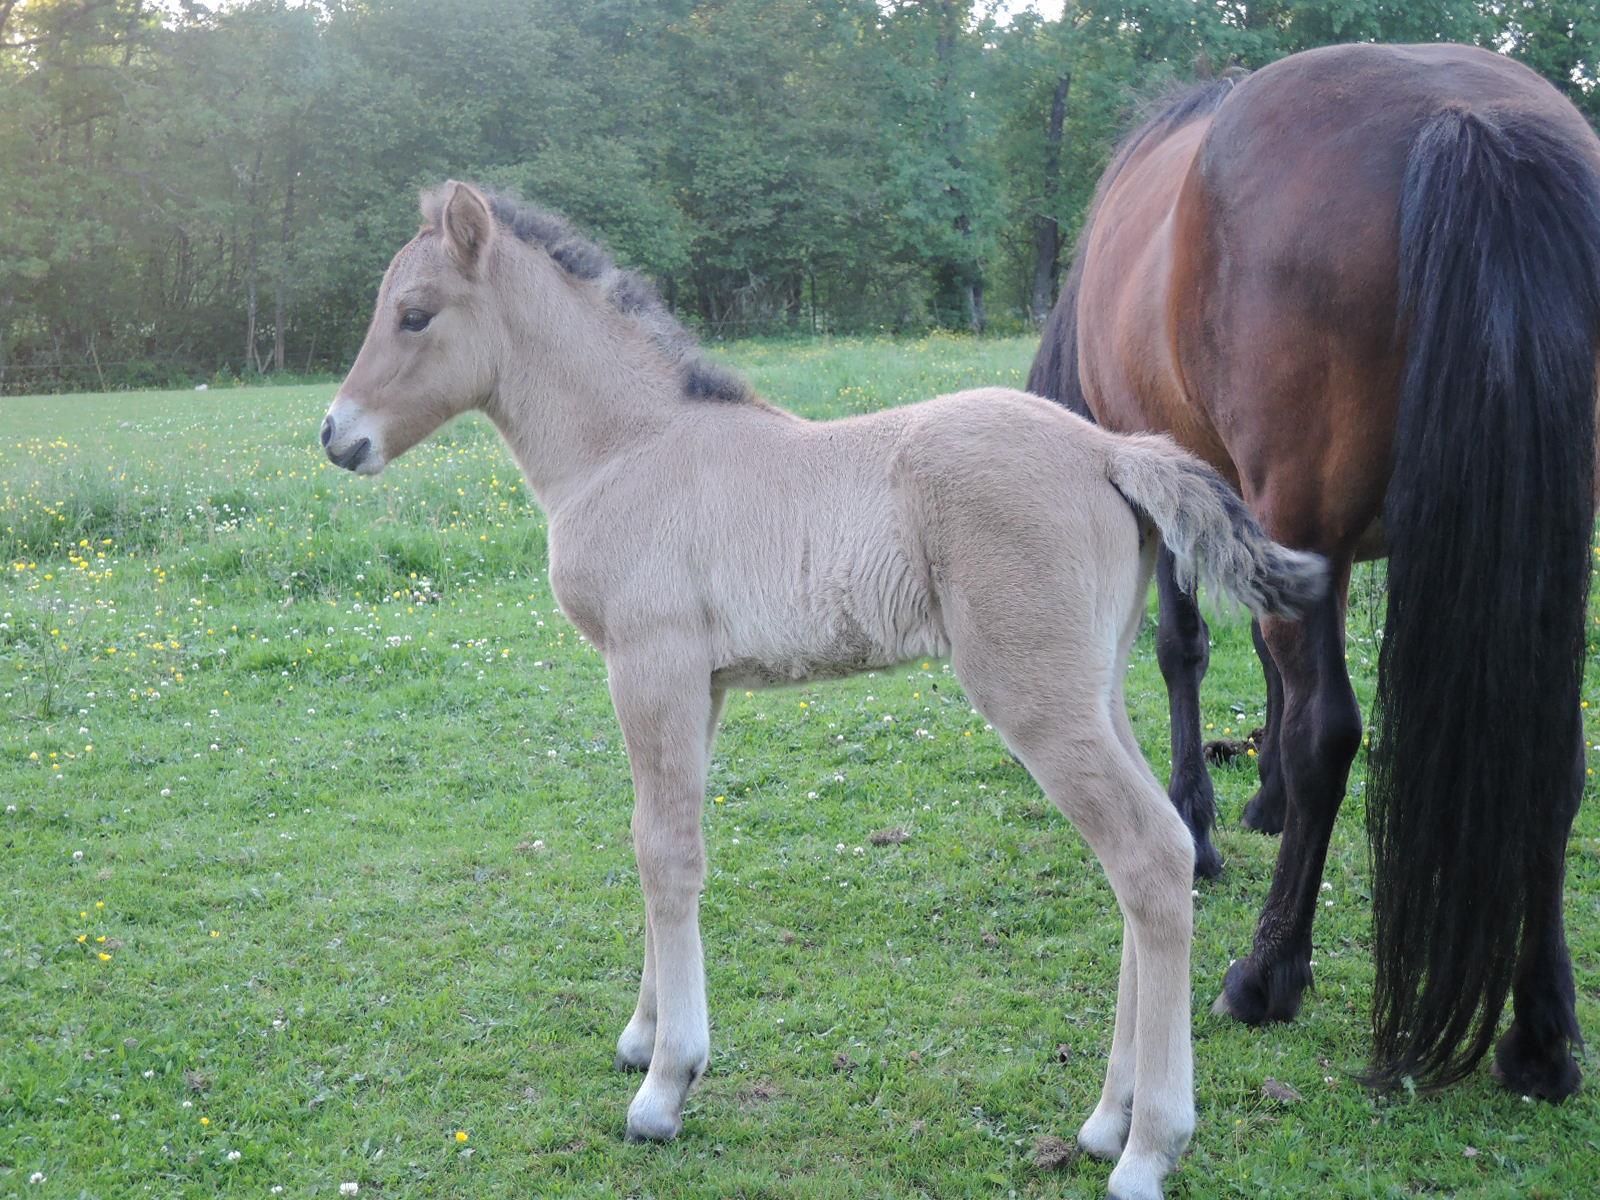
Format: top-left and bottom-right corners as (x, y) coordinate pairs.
(709, 615), (950, 690)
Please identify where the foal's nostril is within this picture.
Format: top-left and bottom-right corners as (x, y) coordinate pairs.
(320, 415), (334, 447)
(335, 437), (371, 472)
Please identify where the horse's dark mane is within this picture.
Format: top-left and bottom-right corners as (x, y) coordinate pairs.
(451, 189), (752, 404)
(1028, 76), (1242, 416)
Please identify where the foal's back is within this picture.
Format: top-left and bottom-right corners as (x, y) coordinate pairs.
(548, 387), (1140, 685)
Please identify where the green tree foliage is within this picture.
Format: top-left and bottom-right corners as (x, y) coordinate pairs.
(0, 0), (1592, 390)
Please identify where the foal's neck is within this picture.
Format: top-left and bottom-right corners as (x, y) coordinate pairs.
(482, 279), (688, 513)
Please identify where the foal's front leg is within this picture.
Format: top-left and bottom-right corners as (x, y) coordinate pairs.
(607, 654), (715, 1142)
(615, 688), (724, 1074)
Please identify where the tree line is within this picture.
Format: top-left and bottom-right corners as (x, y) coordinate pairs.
(2, 0), (1595, 393)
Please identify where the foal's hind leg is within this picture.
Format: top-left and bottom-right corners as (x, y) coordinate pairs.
(1154, 547), (1224, 879)
(1493, 711), (1583, 1101)
(1026, 724), (1194, 1199)
(952, 630), (1193, 1196)
(1079, 600), (1172, 1162)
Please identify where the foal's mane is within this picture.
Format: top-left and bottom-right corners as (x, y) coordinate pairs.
(1027, 75), (1244, 418)
(424, 187), (753, 405)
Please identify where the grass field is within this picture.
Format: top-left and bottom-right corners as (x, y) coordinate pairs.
(3, 333), (1597, 1199)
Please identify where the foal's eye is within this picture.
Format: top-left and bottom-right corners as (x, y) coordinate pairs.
(400, 309), (432, 333)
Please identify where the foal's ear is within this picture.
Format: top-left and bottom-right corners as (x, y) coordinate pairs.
(434, 180), (494, 274)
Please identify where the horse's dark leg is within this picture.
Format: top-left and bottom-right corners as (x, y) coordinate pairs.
(1214, 581), (1360, 1024)
(1154, 545), (1224, 880)
(1492, 712), (1583, 1100)
(1240, 619), (1287, 835)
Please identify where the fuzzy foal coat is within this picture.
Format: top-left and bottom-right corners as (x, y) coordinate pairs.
(322, 181), (1326, 1200)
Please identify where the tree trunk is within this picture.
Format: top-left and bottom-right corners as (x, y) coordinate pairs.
(243, 147), (263, 374)
(273, 151), (298, 372)
(0, 289), (11, 392)
(1029, 69), (1072, 322)
(245, 279), (259, 374)
(936, 0), (984, 333)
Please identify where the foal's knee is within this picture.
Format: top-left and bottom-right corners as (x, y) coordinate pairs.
(632, 824), (705, 917)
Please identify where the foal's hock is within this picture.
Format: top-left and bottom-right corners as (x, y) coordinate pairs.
(322, 181), (1327, 1200)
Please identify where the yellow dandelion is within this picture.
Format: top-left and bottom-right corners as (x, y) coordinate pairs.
(455, 1130), (469, 1143)
(97, 952), (111, 962)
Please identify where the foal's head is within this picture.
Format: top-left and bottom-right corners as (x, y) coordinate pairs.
(322, 181), (510, 475)
(323, 180), (754, 477)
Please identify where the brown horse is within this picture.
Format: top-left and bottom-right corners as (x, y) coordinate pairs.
(1030, 41), (1600, 1098)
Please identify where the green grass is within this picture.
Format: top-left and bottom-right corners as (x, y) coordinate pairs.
(2, 332), (1597, 1198)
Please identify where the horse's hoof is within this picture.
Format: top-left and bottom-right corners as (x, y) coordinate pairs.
(1492, 1024), (1581, 1102)
(1212, 956), (1308, 1026)
(1192, 838), (1224, 882)
(1239, 791), (1284, 835)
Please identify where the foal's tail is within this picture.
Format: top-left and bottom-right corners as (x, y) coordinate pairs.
(1105, 435), (1327, 618)
(1366, 106), (1600, 1091)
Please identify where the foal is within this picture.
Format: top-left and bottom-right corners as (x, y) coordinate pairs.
(323, 181), (1326, 1200)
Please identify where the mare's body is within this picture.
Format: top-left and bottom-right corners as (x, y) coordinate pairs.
(1030, 41), (1600, 1096)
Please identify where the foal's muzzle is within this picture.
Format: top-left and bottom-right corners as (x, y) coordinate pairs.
(322, 396), (385, 475)
(327, 434), (371, 472)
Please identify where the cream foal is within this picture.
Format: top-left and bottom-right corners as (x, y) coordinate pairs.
(322, 181), (1326, 1200)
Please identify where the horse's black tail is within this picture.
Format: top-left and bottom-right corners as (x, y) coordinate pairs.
(1026, 251), (1092, 419)
(1366, 104), (1600, 1090)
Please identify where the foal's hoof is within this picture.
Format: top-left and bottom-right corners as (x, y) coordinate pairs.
(1492, 1024), (1582, 1102)
(615, 1048), (651, 1073)
(614, 1023), (655, 1072)
(624, 1098), (683, 1143)
(1239, 790), (1284, 835)
(1106, 1150), (1168, 1200)
(1077, 1106), (1130, 1161)
(1211, 956), (1308, 1026)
